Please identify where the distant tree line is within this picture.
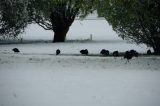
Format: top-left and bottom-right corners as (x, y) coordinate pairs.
(0, 0), (160, 54)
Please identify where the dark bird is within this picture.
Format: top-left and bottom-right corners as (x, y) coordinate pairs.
(147, 49), (152, 55)
(56, 49), (61, 55)
(80, 49), (88, 55)
(130, 49), (139, 57)
(113, 51), (119, 57)
(100, 49), (109, 56)
(124, 51), (133, 61)
(12, 48), (20, 53)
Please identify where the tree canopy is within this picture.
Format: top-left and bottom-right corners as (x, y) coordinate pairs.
(0, 0), (30, 39)
(0, 0), (95, 42)
(30, 0), (96, 42)
(97, 0), (160, 54)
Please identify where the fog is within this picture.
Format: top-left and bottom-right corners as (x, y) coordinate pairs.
(22, 20), (121, 41)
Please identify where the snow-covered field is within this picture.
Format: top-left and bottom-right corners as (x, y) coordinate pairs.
(0, 41), (160, 106)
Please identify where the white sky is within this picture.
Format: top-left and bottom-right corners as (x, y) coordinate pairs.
(22, 13), (121, 41)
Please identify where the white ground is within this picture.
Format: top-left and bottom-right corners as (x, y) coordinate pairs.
(0, 41), (160, 106)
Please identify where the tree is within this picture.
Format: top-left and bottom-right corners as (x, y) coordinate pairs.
(0, 0), (29, 39)
(0, 0), (95, 42)
(31, 0), (95, 42)
(97, 0), (160, 54)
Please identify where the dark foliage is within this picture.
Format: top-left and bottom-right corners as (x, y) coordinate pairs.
(0, 0), (29, 38)
(98, 0), (160, 54)
(0, 0), (95, 42)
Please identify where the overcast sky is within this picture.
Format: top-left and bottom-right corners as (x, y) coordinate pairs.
(22, 12), (121, 41)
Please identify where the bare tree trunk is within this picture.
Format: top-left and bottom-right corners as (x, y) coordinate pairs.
(50, 5), (77, 43)
(152, 36), (160, 55)
(53, 26), (69, 42)
(153, 45), (160, 55)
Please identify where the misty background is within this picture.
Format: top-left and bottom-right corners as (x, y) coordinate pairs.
(22, 13), (121, 41)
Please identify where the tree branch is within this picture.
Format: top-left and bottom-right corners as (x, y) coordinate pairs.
(35, 22), (52, 30)
(32, 16), (52, 30)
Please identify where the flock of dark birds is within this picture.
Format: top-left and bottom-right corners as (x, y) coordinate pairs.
(12, 48), (152, 61)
